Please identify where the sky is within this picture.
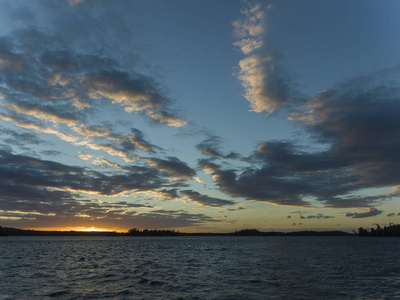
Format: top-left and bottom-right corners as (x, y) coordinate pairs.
(1, 0), (400, 232)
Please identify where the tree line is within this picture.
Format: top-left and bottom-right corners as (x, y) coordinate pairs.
(2, 225), (400, 237)
(357, 223), (400, 237)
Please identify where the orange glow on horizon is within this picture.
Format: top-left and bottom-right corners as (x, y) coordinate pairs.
(21, 226), (121, 232)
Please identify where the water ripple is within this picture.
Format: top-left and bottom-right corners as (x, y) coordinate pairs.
(1, 236), (400, 299)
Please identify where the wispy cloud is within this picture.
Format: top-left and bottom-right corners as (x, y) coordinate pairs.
(143, 157), (196, 181)
(8, 103), (78, 126)
(233, 2), (294, 115)
(196, 135), (240, 160)
(0, 7), (186, 128)
(180, 190), (236, 208)
(346, 208), (383, 219)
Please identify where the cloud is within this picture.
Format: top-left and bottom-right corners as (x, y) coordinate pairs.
(73, 125), (114, 139)
(153, 188), (179, 200)
(78, 153), (92, 161)
(180, 190), (236, 208)
(73, 125), (157, 154)
(0, 127), (43, 147)
(289, 70), (400, 187)
(233, 2), (296, 115)
(199, 134), (387, 208)
(232, 2), (266, 39)
(226, 206), (245, 212)
(387, 213), (395, 217)
(0, 149), (168, 197)
(346, 208), (383, 219)
(199, 158), (311, 207)
(7, 103), (78, 126)
(233, 38), (263, 55)
(0, 191), (220, 230)
(143, 157), (196, 181)
(198, 69), (400, 209)
(306, 214), (334, 219)
(0, 148), (223, 229)
(0, 49), (26, 73)
(287, 211), (333, 220)
(0, 113), (81, 144)
(196, 135), (240, 159)
(81, 70), (186, 126)
(40, 150), (61, 157)
(92, 156), (123, 169)
(122, 128), (157, 152)
(237, 54), (293, 114)
(0, 3), (186, 128)
(146, 111), (187, 128)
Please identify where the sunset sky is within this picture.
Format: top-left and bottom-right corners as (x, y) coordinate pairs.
(1, 0), (400, 232)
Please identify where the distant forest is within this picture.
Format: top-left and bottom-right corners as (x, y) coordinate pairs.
(1, 224), (400, 237)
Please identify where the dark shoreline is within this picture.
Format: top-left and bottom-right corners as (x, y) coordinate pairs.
(3, 224), (400, 237)
(0, 226), (353, 237)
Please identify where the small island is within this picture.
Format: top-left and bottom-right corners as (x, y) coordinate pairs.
(357, 223), (400, 237)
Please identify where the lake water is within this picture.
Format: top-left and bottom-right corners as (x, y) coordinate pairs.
(1, 236), (400, 299)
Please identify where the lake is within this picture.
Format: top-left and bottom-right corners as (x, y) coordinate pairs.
(1, 236), (400, 299)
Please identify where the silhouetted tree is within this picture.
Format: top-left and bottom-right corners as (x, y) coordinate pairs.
(358, 223), (400, 236)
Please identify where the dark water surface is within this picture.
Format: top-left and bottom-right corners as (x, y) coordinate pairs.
(1, 236), (400, 299)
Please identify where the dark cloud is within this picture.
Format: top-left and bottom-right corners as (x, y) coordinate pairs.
(0, 181), (77, 213)
(196, 135), (240, 159)
(144, 157), (196, 180)
(0, 127), (43, 146)
(287, 211), (333, 220)
(345, 208), (383, 219)
(155, 189), (179, 199)
(0, 198), (220, 230)
(81, 70), (164, 110)
(196, 136), (224, 158)
(180, 190), (235, 207)
(306, 214), (334, 219)
(290, 72), (400, 188)
(198, 70), (400, 208)
(40, 150), (61, 156)
(255, 141), (344, 172)
(199, 158), (315, 207)
(72, 124), (157, 156)
(226, 206), (245, 211)
(0, 2), (186, 127)
(121, 128), (158, 153)
(7, 102), (79, 126)
(0, 149), (167, 197)
(0, 2), (196, 231)
(0, 148), (220, 229)
(40, 50), (115, 74)
(387, 213), (395, 217)
(0, 48), (26, 73)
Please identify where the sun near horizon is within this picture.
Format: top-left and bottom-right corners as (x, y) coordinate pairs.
(20, 226), (121, 232)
